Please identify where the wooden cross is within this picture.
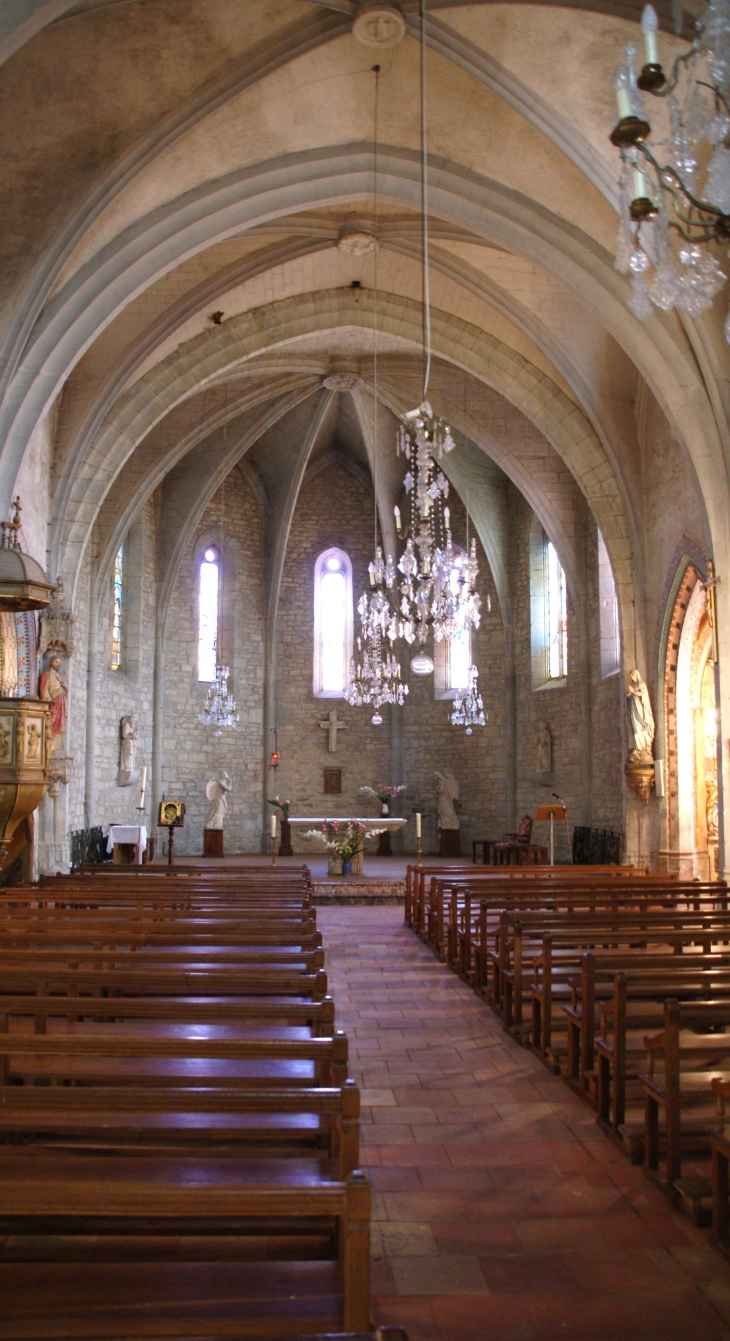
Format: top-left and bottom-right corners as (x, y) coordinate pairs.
(319, 708), (348, 753)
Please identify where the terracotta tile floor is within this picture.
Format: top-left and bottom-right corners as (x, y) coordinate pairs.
(319, 905), (730, 1341)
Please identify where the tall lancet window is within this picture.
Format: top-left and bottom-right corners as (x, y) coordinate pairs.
(111, 543), (124, 670)
(546, 541), (568, 680)
(313, 548), (353, 697)
(198, 546), (219, 682)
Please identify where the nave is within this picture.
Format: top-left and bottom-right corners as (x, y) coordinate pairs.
(322, 904), (730, 1341)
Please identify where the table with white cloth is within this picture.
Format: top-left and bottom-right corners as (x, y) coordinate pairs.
(106, 824), (147, 864)
(288, 816), (407, 875)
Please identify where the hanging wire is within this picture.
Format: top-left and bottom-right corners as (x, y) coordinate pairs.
(373, 62), (380, 554)
(420, 0), (432, 401)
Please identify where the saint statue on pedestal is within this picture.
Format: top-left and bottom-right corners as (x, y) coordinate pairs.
(39, 655), (67, 754)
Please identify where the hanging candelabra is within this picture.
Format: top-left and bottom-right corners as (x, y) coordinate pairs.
(346, 622), (408, 726)
(394, 401), (481, 646)
(199, 663), (239, 737)
(610, 2), (730, 331)
(345, 63), (409, 728)
(450, 664), (487, 735)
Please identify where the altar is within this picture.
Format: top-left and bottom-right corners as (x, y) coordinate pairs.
(287, 816), (408, 875)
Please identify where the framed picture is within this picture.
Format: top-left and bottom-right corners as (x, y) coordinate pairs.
(323, 768), (342, 794)
(158, 799), (185, 828)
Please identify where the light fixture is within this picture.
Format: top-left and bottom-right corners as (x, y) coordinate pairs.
(610, 3), (730, 331)
(450, 664), (487, 735)
(345, 63), (409, 726)
(410, 653), (435, 675)
(199, 663), (239, 737)
(394, 403), (481, 646)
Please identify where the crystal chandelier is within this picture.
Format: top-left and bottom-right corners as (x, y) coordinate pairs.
(199, 663), (239, 736)
(394, 401), (481, 646)
(346, 613), (408, 726)
(610, 2), (730, 331)
(450, 664), (487, 735)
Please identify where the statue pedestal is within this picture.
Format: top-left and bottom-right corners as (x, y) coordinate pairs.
(204, 828), (223, 858)
(279, 819), (293, 857)
(439, 828), (460, 858)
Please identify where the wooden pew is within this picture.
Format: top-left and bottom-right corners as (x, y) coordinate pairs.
(0, 1081), (361, 1177)
(0, 865), (373, 1334)
(641, 998), (730, 1220)
(0, 1154), (372, 1338)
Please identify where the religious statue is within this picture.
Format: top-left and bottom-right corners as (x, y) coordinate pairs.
(319, 708), (347, 753)
(205, 771), (232, 829)
(39, 655), (67, 755)
(537, 721), (552, 774)
(0, 722), (11, 762)
(117, 713), (139, 785)
(26, 722), (41, 762)
(434, 769), (460, 830)
(626, 669), (655, 762)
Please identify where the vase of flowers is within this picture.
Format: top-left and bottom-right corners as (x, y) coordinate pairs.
(360, 783), (406, 817)
(303, 819), (384, 877)
(267, 796), (293, 856)
(360, 784), (405, 855)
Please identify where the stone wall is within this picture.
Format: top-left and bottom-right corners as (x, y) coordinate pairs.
(158, 466), (265, 856)
(93, 498), (157, 834)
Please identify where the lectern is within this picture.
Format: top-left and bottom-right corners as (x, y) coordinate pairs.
(535, 803), (567, 867)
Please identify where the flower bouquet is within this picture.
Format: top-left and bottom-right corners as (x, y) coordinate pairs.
(303, 819), (384, 876)
(360, 783), (406, 816)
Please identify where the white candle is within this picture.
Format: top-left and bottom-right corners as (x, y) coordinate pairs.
(270, 814), (277, 839)
(632, 164), (650, 200)
(444, 507), (450, 531)
(641, 4), (658, 65)
(394, 505), (401, 527)
(614, 63), (632, 120)
(138, 766), (147, 807)
(416, 812), (422, 838)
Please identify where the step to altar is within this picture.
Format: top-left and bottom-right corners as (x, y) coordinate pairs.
(312, 879), (404, 905)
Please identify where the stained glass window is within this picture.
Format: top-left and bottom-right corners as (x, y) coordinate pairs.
(198, 546), (219, 682)
(111, 544), (123, 670)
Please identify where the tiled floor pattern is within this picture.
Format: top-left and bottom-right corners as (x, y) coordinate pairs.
(319, 905), (730, 1341)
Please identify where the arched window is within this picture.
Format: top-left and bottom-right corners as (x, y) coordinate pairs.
(111, 543), (124, 670)
(530, 522), (568, 687)
(198, 546), (219, 682)
(435, 550), (471, 698)
(597, 530), (620, 677)
(313, 548), (353, 697)
(546, 540), (568, 679)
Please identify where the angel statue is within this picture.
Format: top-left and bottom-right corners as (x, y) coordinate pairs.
(205, 770), (232, 830)
(627, 669), (655, 763)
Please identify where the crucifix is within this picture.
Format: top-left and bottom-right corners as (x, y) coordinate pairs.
(702, 560), (723, 664)
(319, 708), (348, 753)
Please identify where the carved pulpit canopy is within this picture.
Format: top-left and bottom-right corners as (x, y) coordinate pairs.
(0, 500), (55, 613)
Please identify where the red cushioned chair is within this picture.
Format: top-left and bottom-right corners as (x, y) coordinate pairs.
(493, 815), (534, 865)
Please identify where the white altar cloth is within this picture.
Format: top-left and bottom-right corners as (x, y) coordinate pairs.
(107, 824), (147, 854)
(287, 817), (407, 831)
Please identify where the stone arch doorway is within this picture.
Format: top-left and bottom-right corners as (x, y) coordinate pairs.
(661, 561), (719, 878)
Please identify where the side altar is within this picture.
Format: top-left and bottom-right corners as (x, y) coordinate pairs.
(287, 816), (407, 875)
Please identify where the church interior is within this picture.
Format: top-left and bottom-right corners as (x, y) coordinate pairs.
(5, 0), (730, 1337)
